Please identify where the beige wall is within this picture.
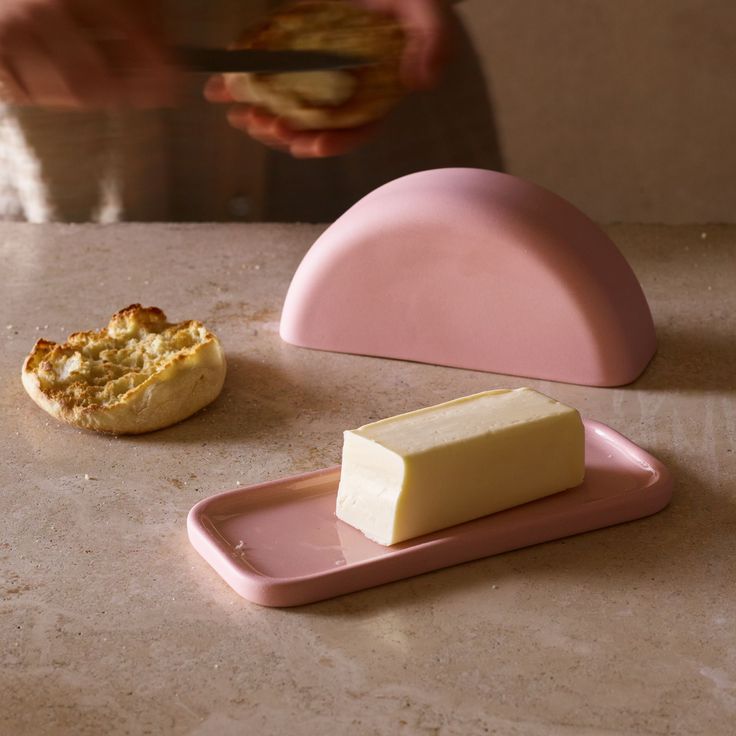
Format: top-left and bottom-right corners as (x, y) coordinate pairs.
(458, 0), (735, 223)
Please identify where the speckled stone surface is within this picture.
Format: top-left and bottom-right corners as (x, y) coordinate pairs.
(1, 223), (734, 735)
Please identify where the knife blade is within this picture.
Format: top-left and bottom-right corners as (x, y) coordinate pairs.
(174, 46), (374, 74)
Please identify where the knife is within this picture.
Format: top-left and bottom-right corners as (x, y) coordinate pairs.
(174, 46), (374, 74)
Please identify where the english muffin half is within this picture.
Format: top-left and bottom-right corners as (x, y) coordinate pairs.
(21, 305), (226, 435)
(225, 0), (406, 130)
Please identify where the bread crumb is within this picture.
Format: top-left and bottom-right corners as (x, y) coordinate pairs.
(84, 474), (90, 480)
(5, 324), (12, 330)
(701, 232), (708, 239)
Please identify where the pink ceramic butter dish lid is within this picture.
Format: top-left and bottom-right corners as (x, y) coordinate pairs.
(280, 168), (656, 387)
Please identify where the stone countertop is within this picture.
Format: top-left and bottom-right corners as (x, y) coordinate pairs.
(1, 223), (734, 735)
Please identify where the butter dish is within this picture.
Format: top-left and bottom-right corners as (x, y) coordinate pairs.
(187, 420), (672, 607)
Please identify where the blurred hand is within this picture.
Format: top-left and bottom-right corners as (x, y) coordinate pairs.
(356, 0), (450, 91)
(204, 75), (379, 158)
(205, 0), (451, 158)
(0, 0), (175, 108)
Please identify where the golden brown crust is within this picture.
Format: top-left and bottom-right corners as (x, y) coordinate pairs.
(225, 0), (406, 130)
(21, 304), (227, 435)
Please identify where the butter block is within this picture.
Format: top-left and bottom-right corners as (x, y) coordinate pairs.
(335, 388), (585, 545)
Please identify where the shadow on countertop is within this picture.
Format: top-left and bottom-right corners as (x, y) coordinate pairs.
(630, 323), (736, 393)
(127, 354), (321, 446)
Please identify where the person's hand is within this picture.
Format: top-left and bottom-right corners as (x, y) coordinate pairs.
(204, 0), (451, 159)
(204, 75), (381, 158)
(357, 0), (450, 91)
(0, 0), (175, 108)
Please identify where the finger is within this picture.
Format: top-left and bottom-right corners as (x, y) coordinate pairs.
(203, 75), (233, 103)
(355, 0), (449, 90)
(229, 103), (378, 158)
(395, 0), (449, 89)
(289, 124), (378, 158)
(231, 107), (296, 142)
(227, 106), (295, 151)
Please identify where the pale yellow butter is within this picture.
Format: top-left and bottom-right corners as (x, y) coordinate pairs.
(335, 388), (585, 545)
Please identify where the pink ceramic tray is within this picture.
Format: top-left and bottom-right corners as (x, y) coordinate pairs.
(187, 420), (672, 607)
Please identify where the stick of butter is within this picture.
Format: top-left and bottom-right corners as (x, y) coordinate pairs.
(335, 388), (585, 545)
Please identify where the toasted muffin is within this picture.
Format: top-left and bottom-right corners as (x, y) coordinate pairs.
(225, 0), (406, 130)
(21, 305), (226, 435)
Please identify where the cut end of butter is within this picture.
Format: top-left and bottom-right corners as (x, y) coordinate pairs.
(335, 388), (585, 546)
